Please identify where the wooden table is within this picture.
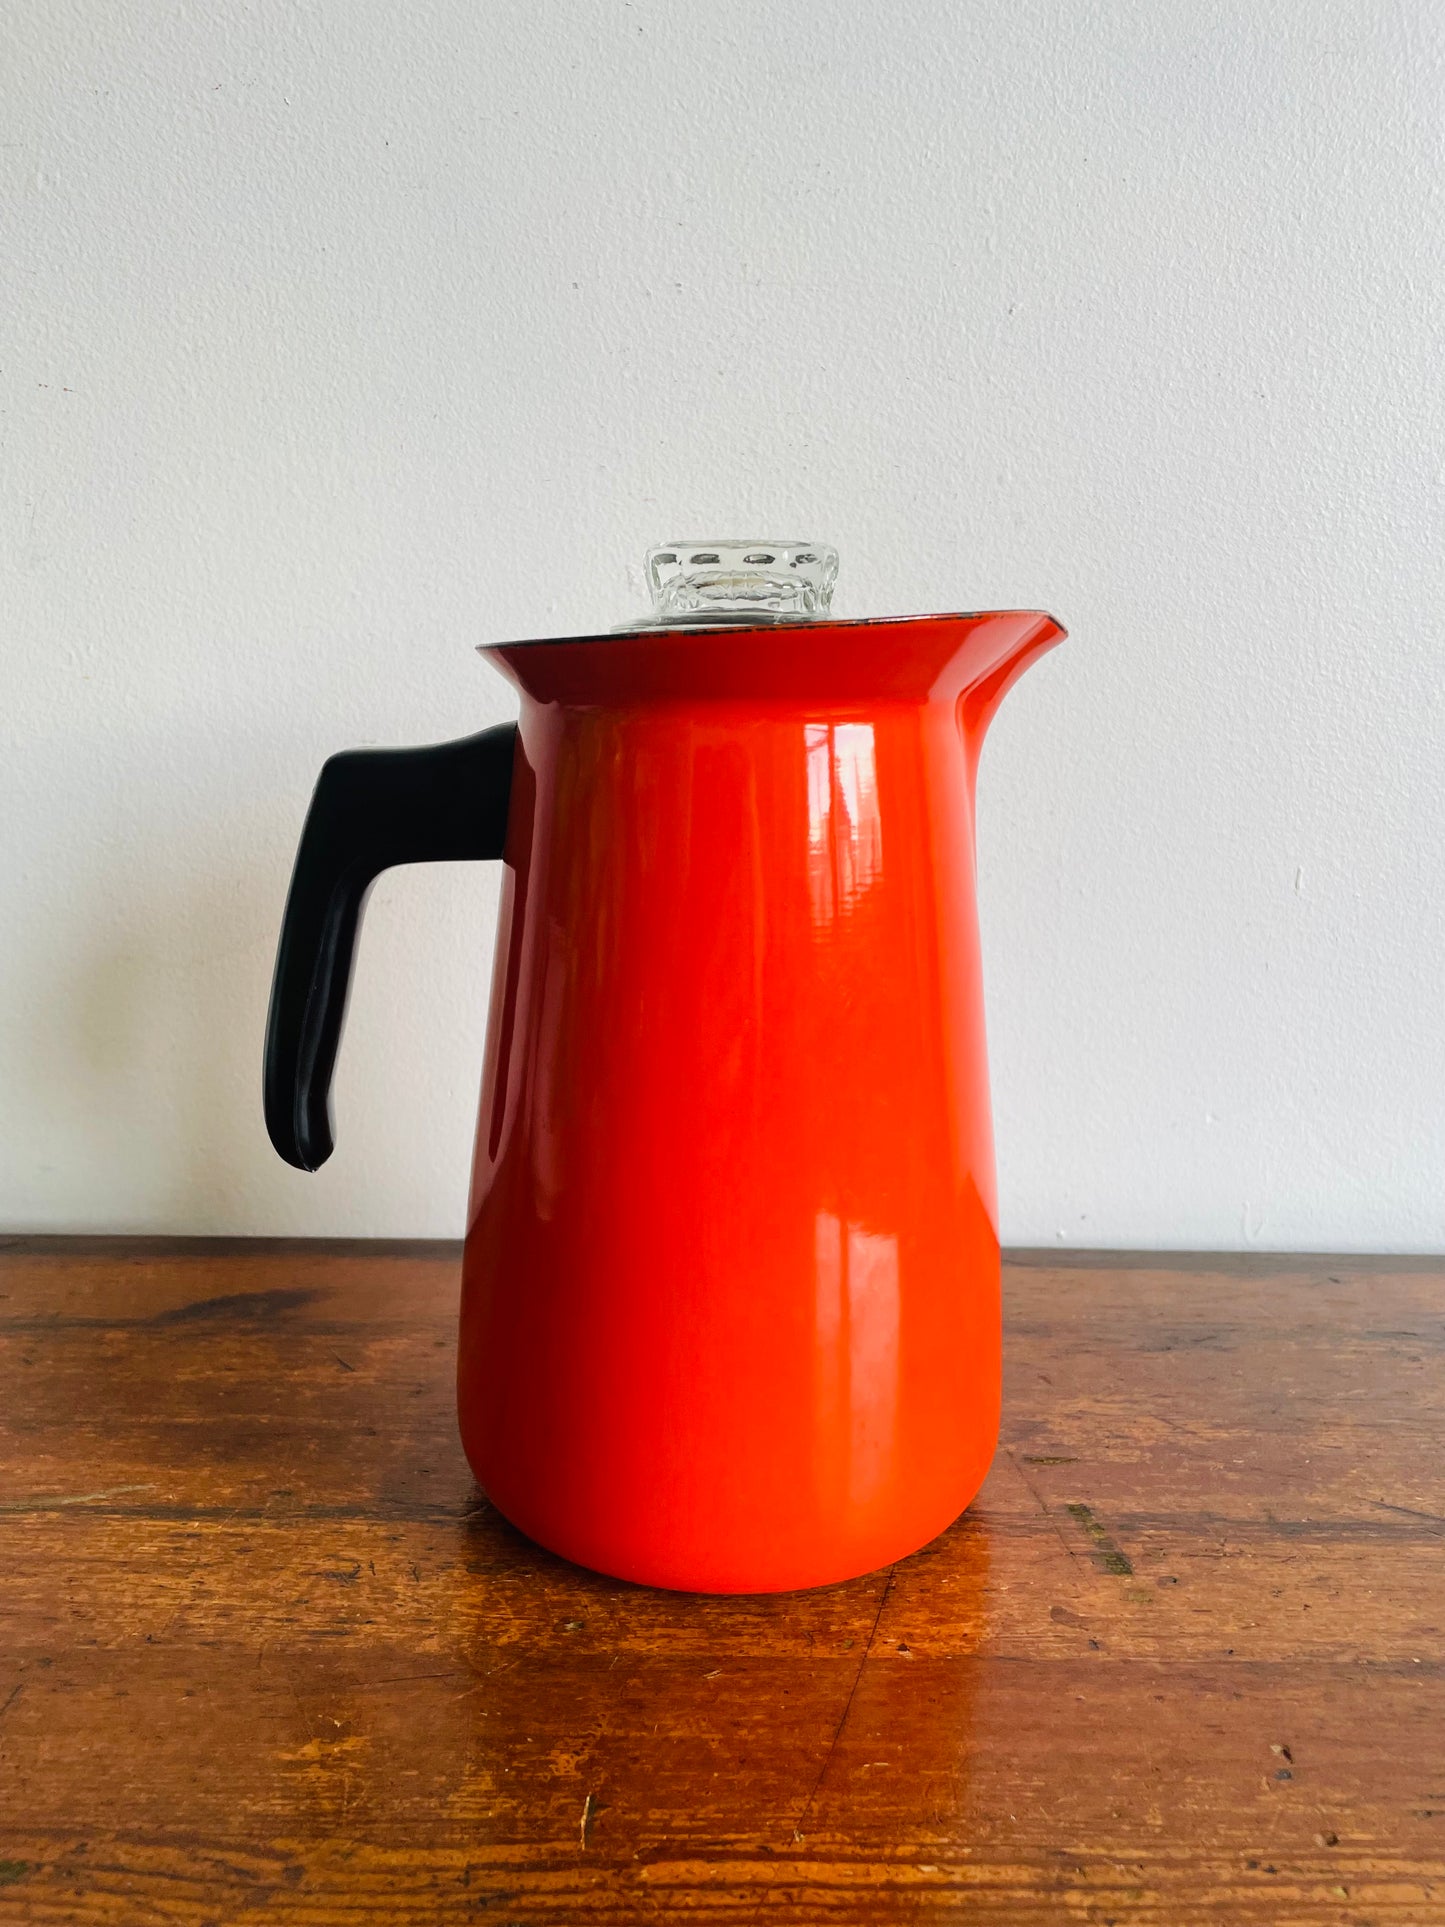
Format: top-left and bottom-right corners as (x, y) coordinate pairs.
(1, 1240), (1442, 1923)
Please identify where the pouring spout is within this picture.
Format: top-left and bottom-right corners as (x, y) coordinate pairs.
(955, 611), (1066, 787)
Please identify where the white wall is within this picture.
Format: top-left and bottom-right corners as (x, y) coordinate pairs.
(4, 0), (1443, 1248)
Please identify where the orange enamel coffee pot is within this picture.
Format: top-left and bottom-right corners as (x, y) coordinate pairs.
(264, 543), (1063, 1592)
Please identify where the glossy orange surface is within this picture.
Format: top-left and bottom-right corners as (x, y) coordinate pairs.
(459, 611), (1064, 1592)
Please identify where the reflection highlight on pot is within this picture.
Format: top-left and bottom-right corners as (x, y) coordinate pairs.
(806, 722), (883, 923)
(814, 1211), (901, 1508)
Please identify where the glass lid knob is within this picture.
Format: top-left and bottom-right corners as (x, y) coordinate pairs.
(644, 540), (838, 625)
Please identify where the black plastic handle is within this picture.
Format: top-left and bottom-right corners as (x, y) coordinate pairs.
(264, 723), (517, 1171)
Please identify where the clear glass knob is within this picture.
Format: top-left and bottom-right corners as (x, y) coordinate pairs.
(644, 540), (838, 625)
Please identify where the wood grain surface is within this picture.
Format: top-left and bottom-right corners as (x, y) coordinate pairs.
(1, 1238), (1443, 1923)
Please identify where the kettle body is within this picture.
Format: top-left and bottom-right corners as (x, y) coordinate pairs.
(264, 561), (1062, 1592)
